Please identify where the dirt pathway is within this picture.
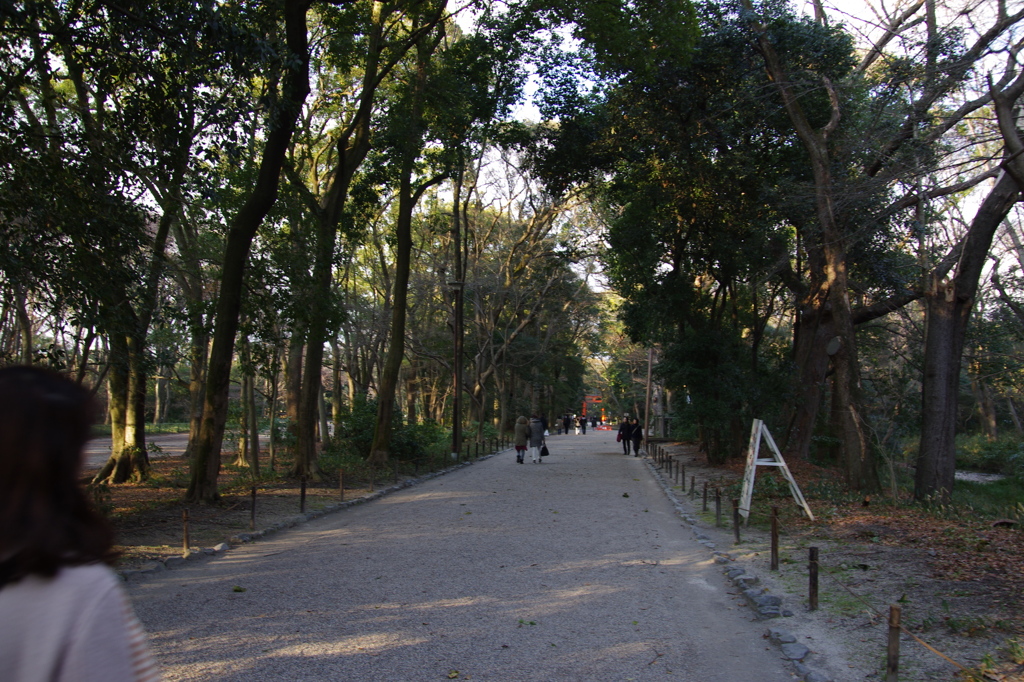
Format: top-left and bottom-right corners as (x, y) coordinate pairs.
(126, 431), (816, 681)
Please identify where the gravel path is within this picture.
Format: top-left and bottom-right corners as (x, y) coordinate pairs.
(84, 433), (190, 470)
(128, 432), (799, 681)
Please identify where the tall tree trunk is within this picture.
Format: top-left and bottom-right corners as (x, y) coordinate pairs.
(749, 13), (875, 489)
(92, 336), (129, 483)
(184, 317), (208, 464)
(293, 41), (379, 478)
(248, 365), (261, 476)
(284, 331), (304, 453)
(187, 0), (310, 502)
(451, 162), (466, 458)
(1008, 398), (1023, 435)
(969, 374), (998, 441)
(13, 284), (32, 365)
(331, 338), (343, 434)
(153, 369), (166, 425)
(368, 165), (419, 465)
(235, 372), (250, 467)
(318, 382), (329, 447)
(917, 170), (1019, 501)
(124, 332), (150, 481)
(782, 306), (834, 461)
(268, 348), (280, 471)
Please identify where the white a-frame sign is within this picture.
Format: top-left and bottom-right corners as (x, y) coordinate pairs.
(738, 419), (814, 523)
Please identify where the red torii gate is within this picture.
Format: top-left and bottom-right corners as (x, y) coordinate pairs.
(582, 395), (604, 423)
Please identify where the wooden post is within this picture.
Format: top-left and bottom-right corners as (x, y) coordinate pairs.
(369, 467), (375, 491)
(809, 547), (819, 611)
(300, 476), (307, 513)
(690, 475), (695, 497)
(770, 507), (779, 571)
(732, 498), (741, 543)
(250, 486), (256, 530)
(182, 508), (190, 556)
(392, 460), (398, 483)
(339, 469), (344, 501)
(886, 604), (902, 682)
(702, 481), (708, 511)
(715, 488), (722, 527)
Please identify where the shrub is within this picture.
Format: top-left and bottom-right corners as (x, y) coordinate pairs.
(324, 395), (450, 466)
(955, 434), (1024, 475)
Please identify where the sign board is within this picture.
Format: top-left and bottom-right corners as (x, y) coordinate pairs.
(738, 419), (814, 523)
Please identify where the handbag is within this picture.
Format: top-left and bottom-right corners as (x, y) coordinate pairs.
(540, 444), (549, 457)
(616, 432), (622, 442)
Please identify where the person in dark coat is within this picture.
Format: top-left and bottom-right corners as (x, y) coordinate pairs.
(528, 414), (546, 463)
(617, 416), (631, 455)
(630, 417), (643, 456)
(579, 415), (587, 434)
(562, 414), (572, 436)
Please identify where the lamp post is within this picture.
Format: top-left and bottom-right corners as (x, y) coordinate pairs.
(449, 153), (469, 461)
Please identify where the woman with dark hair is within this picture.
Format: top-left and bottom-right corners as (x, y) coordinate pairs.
(0, 366), (160, 681)
(630, 417), (644, 456)
(617, 416), (632, 455)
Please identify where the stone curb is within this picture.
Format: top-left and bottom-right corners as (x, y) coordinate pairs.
(642, 455), (834, 682)
(118, 451), (505, 582)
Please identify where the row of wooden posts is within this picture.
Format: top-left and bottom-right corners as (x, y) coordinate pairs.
(648, 443), (908, 682)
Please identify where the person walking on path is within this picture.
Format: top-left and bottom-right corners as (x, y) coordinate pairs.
(578, 415), (587, 434)
(528, 413), (546, 463)
(617, 416), (632, 455)
(562, 414), (572, 436)
(0, 366), (160, 682)
(513, 416), (529, 464)
(630, 417), (644, 456)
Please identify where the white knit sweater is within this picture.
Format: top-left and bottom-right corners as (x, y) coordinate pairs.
(0, 563), (160, 682)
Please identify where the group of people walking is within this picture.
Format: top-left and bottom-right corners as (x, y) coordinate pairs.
(512, 411), (645, 463)
(560, 414), (598, 435)
(617, 416), (643, 456)
(513, 414), (547, 464)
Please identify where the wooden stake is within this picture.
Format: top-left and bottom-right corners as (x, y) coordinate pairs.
(715, 488), (722, 527)
(250, 486), (256, 530)
(339, 469), (344, 501)
(886, 604), (902, 682)
(809, 547), (819, 611)
(182, 508), (190, 556)
(770, 507), (779, 571)
(703, 481), (708, 511)
(732, 498), (741, 543)
(300, 476), (307, 513)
